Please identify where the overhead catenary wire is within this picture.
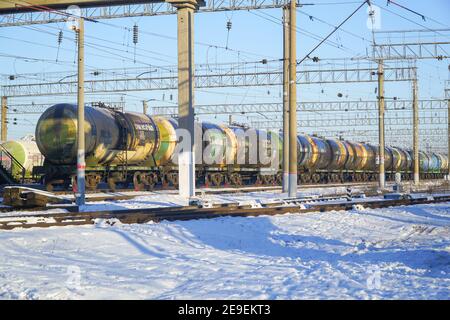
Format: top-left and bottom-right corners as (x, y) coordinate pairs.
(1, 0), (447, 114)
(95, 19), (278, 61)
(296, 0), (369, 66)
(4, 2), (278, 71)
(248, 9), (361, 57)
(17, 24), (176, 68)
(296, 8), (372, 44)
(371, 0), (450, 41)
(1, 2), (176, 64)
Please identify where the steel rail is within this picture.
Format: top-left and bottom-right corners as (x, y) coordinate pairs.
(1, 193), (449, 230)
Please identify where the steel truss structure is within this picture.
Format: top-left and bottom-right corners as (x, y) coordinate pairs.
(279, 128), (447, 154)
(151, 99), (446, 116)
(7, 100), (126, 114)
(250, 116), (447, 129)
(373, 29), (450, 60)
(295, 128), (447, 138)
(2, 65), (416, 97)
(0, 0), (291, 27)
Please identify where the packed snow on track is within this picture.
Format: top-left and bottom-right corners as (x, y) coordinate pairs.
(0, 200), (449, 299)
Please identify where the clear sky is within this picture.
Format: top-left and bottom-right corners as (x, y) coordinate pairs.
(0, 0), (449, 151)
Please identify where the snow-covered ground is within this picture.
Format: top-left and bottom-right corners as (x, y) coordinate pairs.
(0, 198), (449, 299)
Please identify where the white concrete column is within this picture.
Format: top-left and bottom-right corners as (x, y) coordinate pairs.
(168, 0), (200, 198)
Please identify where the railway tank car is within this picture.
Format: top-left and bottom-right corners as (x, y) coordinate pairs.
(0, 138), (44, 180)
(35, 103), (281, 190)
(33, 103), (449, 191)
(35, 103), (159, 189)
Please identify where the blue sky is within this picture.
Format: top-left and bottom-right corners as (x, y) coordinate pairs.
(0, 0), (449, 149)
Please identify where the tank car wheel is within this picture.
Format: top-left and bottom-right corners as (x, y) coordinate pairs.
(328, 174), (334, 183)
(86, 183), (96, 191)
(133, 172), (145, 191)
(146, 173), (158, 191)
(331, 174), (339, 183)
(300, 175), (306, 183)
(312, 173), (320, 184)
(42, 175), (56, 191)
(347, 173), (354, 182)
(161, 175), (169, 188)
(45, 182), (54, 192)
(276, 173), (283, 185)
(204, 174), (210, 188)
(211, 173), (223, 187)
(261, 175), (268, 185)
(71, 175), (78, 193)
(263, 174), (275, 185)
(86, 175), (100, 191)
(270, 175), (276, 185)
(335, 174), (341, 183)
(167, 173), (179, 188)
(229, 173), (242, 186)
(108, 178), (116, 191)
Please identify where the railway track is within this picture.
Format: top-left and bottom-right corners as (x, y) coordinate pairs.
(7, 179), (447, 197)
(1, 180), (448, 213)
(1, 193), (449, 231)
(0, 182), (377, 208)
(10, 180), (391, 197)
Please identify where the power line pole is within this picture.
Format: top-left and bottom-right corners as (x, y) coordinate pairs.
(282, 5), (290, 193)
(288, 0), (297, 198)
(75, 18), (86, 206)
(412, 76), (420, 185)
(143, 100), (148, 115)
(377, 60), (385, 189)
(170, 0), (198, 198)
(1, 96), (7, 142)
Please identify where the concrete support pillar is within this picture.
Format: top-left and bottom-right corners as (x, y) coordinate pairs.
(75, 18), (85, 206)
(412, 77), (420, 185)
(1, 96), (7, 142)
(142, 100), (148, 115)
(288, 0), (297, 198)
(282, 6), (290, 193)
(169, 0), (199, 198)
(377, 61), (385, 189)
